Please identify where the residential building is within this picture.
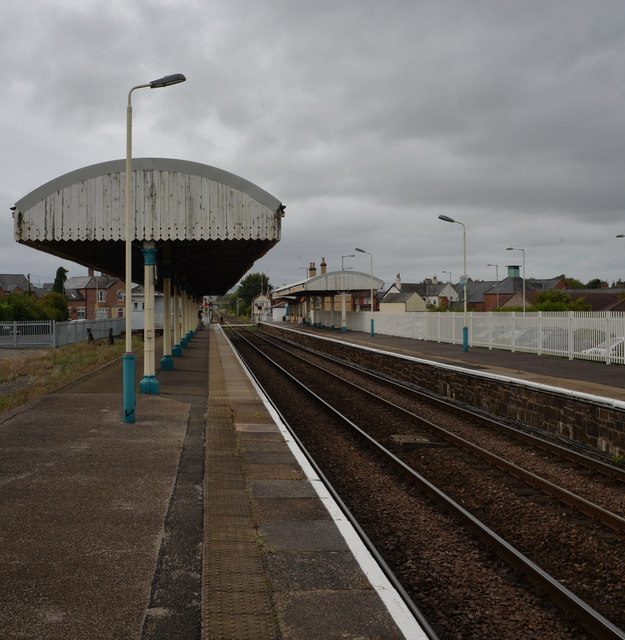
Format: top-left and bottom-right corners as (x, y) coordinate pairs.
(380, 275), (427, 312)
(65, 269), (125, 321)
(479, 266), (565, 311)
(0, 274), (31, 297)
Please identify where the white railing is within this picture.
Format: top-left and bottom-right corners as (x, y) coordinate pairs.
(0, 318), (125, 349)
(309, 310), (625, 365)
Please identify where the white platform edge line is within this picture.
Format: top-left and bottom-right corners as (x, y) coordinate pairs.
(218, 325), (429, 640)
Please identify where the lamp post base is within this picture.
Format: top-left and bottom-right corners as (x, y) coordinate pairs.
(160, 354), (174, 370)
(123, 353), (136, 423)
(463, 326), (469, 352)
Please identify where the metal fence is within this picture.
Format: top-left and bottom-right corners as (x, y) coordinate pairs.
(316, 310), (625, 365)
(0, 318), (125, 349)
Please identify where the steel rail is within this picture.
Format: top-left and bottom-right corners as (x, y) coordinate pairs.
(259, 327), (625, 482)
(248, 327), (625, 530)
(230, 327), (625, 640)
(223, 327), (439, 640)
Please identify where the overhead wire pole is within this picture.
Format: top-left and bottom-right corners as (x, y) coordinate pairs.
(123, 73), (186, 424)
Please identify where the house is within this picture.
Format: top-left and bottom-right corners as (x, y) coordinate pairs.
(454, 281), (498, 312)
(65, 269), (125, 320)
(415, 277), (459, 309)
(480, 266), (565, 311)
(0, 274), (31, 297)
(560, 289), (625, 312)
(380, 275), (427, 312)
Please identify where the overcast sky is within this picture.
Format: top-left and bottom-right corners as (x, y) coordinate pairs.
(3, 0), (625, 292)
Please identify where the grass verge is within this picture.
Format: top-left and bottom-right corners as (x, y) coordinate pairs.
(0, 338), (140, 416)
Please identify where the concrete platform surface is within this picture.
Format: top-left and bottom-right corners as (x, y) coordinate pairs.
(0, 326), (427, 640)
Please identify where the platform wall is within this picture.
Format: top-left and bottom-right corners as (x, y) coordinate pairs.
(263, 324), (625, 457)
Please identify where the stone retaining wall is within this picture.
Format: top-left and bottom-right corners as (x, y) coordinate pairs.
(263, 325), (625, 457)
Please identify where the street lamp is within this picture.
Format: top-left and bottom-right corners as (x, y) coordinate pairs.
(506, 247), (525, 316)
(486, 263), (500, 309)
(355, 247), (375, 336)
(123, 73), (186, 424)
(438, 215), (468, 351)
(442, 270), (452, 283)
(342, 254), (355, 270)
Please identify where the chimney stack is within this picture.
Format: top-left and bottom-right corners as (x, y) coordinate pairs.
(395, 273), (401, 291)
(88, 268), (94, 277)
(320, 257), (327, 275)
(309, 262), (317, 278)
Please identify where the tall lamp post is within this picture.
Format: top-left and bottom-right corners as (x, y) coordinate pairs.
(438, 215), (468, 351)
(442, 270), (452, 283)
(486, 263), (500, 309)
(506, 247), (525, 316)
(123, 73), (186, 424)
(355, 247), (374, 336)
(342, 254), (355, 270)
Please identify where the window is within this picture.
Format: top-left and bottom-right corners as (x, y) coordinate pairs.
(97, 291), (106, 303)
(117, 290), (124, 301)
(77, 307), (86, 319)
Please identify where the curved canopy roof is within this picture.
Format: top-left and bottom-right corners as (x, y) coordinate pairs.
(273, 270), (384, 297)
(12, 158), (284, 297)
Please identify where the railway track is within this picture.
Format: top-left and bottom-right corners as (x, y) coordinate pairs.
(225, 325), (625, 640)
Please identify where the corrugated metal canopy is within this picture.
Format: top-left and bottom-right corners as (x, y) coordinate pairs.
(273, 270), (384, 296)
(12, 158), (284, 297)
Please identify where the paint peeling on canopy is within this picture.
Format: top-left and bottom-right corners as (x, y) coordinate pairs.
(13, 158), (284, 243)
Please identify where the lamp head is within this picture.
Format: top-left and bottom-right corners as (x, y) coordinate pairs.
(149, 73), (186, 88)
(438, 214), (455, 223)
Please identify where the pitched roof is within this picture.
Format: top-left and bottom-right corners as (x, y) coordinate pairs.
(565, 289), (625, 311)
(65, 275), (120, 290)
(382, 290), (423, 304)
(462, 281), (497, 304)
(0, 274), (30, 292)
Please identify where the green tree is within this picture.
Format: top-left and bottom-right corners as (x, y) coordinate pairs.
(37, 292), (69, 321)
(0, 301), (12, 321)
(586, 278), (604, 290)
(227, 273), (270, 317)
(4, 292), (45, 320)
(531, 290), (591, 312)
(53, 266), (68, 294)
(560, 276), (585, 289)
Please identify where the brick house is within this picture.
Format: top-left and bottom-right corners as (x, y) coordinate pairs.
(66, 269), (125, 320)
(0, 274), (31, 298)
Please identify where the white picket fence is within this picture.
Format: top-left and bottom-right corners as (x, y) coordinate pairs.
(306, 310), (625, 365)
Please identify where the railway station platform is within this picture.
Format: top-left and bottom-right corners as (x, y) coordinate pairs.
(269, 322), (625, 403)
(0, 324), (424, 640)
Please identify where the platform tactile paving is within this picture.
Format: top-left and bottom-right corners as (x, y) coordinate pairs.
(202, 328), (277, 639)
